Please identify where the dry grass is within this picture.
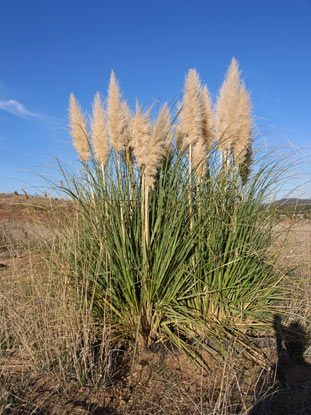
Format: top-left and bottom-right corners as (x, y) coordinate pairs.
(1, 197), (311, 414)
(277, 219), (311, 331)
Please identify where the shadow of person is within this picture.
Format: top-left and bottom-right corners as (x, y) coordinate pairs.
(251, 315), (311, 415)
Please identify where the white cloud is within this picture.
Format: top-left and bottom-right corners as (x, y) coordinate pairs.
(0, 99), (38, 118)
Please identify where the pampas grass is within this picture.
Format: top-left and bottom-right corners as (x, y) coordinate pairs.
(144, 103), (171, 188)
(69, 93), (90, 162)
(215, 57), (253, 184)
(193, 84), (214, 180)
(202, 84), (214, 152)
(234, 81), (253, 183)
(177, 69), (214, 181)
(107, 70), (125, 154)
(61, 61), (283, 365)
(131, 104), (151, 168)
(180, 68), (205, 149)
(120, 100), (134, 166)
(91, 92), (109, 171)
(215, 57), (241, 155)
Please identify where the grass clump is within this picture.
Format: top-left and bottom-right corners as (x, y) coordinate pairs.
(55, 58), (284, 367)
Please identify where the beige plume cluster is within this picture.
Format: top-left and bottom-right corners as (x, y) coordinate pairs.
(234, 82), (252, 162)
(177, 69), (214, 180)
(69, 71), (134, 171)
(131, 104), (151, 168)
(215, 57), (253, 168)
(202, 85), (214, 150)
(107, 71), (126, 154)
(215, 58), (240, 153)
(131, 103), (171, 188)
(68, 60), (252, 185)
(144, 103), (171, 188)
(120, 101), (133, 165)
(90, 92), (109, 168)
(69, 93), (90, 162)
(107, 71), (135, 167)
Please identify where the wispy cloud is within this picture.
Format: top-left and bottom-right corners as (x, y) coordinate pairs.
(0, 99), (39, 118)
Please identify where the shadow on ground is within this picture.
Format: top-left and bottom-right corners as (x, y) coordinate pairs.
(251, 315), (311, 415)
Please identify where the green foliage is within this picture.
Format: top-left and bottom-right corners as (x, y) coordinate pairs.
(56, 148), (284, 365)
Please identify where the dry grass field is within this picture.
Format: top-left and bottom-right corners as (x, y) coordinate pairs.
(1, 193), (311, 415)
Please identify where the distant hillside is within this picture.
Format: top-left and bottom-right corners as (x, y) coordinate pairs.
(268, 198), (311, 207)
(265, 198), (311, 220)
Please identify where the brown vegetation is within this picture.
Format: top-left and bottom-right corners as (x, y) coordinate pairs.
(0, 195), (310, 414)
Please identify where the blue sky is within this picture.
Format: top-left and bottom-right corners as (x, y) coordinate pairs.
(0, 0), (310, 196)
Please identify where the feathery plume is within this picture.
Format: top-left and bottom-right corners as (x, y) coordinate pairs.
(234, 82), (252, 161)
(131, 104), (151, 168)
(177, 70), (214, 179)
(192, 136), (210, 180)
(215, 57), (241, 152)
(107, 71), (125, 153)
(121, 101), (131, 147)
(69, 93), (89, 161)
(182, 69), (205, 148)
(215, 58), (253, 182)
(120, 101), (134, 165)
(234, 82), (253, 183)
(192, 84), (215, 180)
(163, 108), (174, 157)
(176, 102), (187, 152)
(144, 103), (170, 188)
(202, 84), (214, 152)
(91, 92), (109, 167)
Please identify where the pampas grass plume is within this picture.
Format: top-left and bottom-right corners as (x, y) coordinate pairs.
(177, 69), (214, 179)
(91, 92), (109, 168)
(202, 84), (214, 150)
(69, 93), (90, 162)
(163, 107), (174, 156)
(131, 104), (151, 168)
(182, 69), (205, 148)
(107, 70), (125, 153)
(215, 57), (241, 152)
(192, 136), (209, 180)
(144, 103), (171, 188)
(192, 84), (214, 180)
(235, 81), (253, 183)
(176, 102), (187, 152)
(120, 100), (134, 164)
(234, 82), (252, 162)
